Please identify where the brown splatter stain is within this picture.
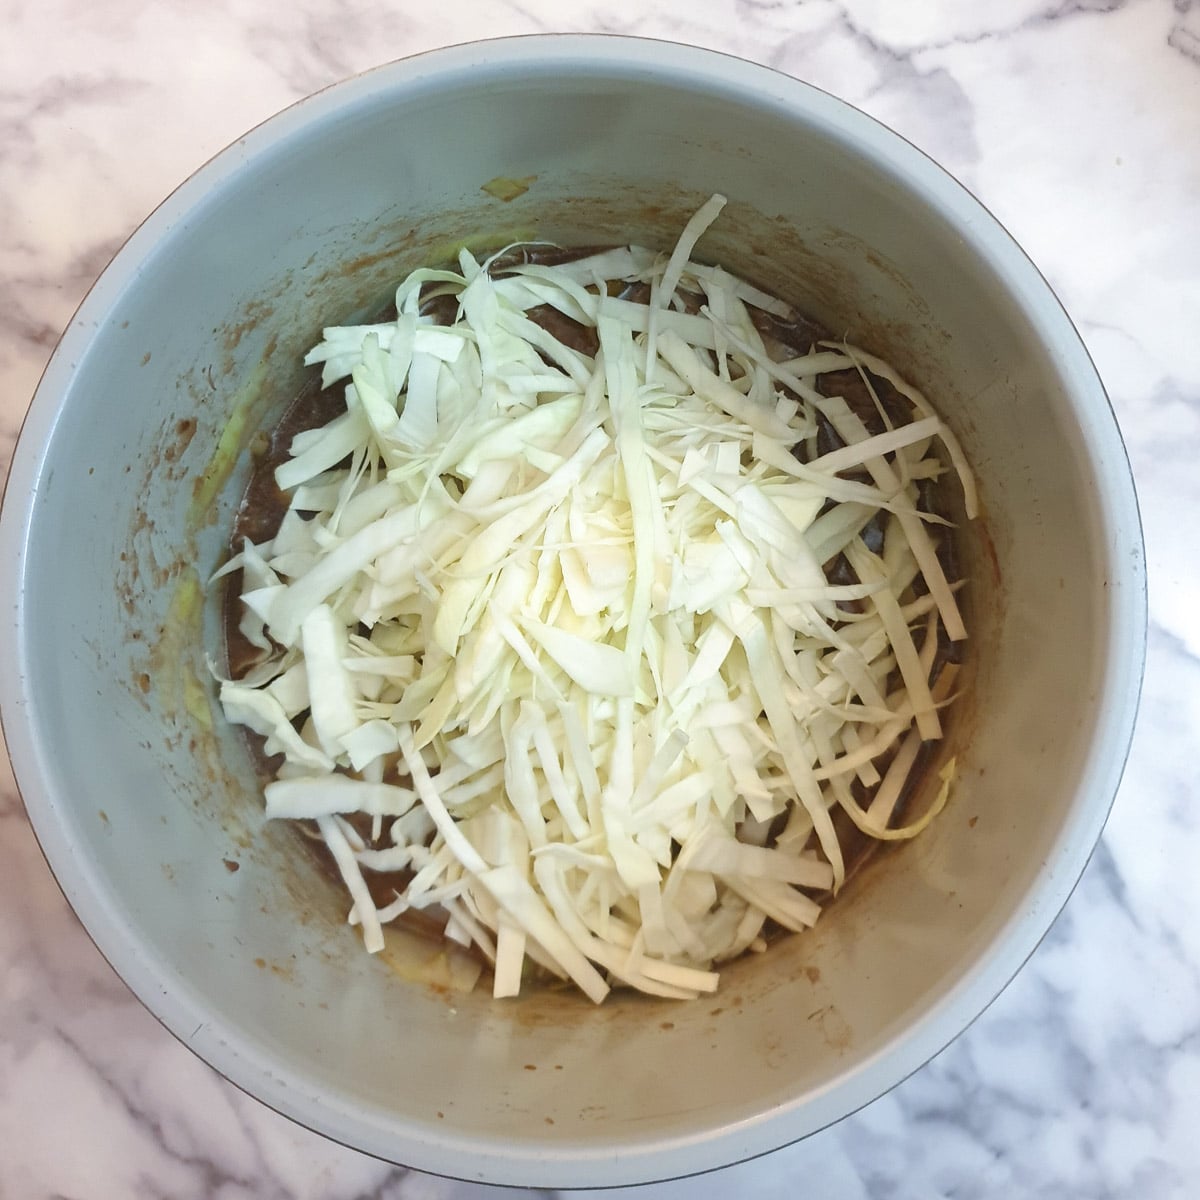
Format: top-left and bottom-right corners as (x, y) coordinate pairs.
(252, 956), (295, 981)
(660, 1021), (675, 1031)
(223, 858), (240, 873)
(162, 417), (197, 466)
(161, 864), (175, 882)
(544, 1116), (555, 1126)
(523, 1064), (537, 1071)
(978, 523), (1002, 590)
(804, 966), (821, 984)
(137, 673), (151, 694)
(141, 351), (151, 366)
(968, 816), (979, 828)
(817, 1006), (852, 1052)
(98, 810), (110, 827)
(436, 1111), (445, 1120)
(223, 298), (276, 353)
(329, 246), (404, 281)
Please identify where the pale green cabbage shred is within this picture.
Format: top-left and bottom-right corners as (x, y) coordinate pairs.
(218, 195), (975, 1004)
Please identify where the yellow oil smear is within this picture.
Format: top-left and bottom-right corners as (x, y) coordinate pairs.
(165, 567), (202, 627)
(150, 568), (207, 724)
(481, 175), (537, 203)
(183, 666), (214, 729)
(187, 358), (270, 529)
(376, 927), (483, 993)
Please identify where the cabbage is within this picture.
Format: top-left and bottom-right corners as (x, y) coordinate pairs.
(219, 197), (975, 1002)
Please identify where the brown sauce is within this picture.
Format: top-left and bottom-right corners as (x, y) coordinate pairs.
(221, 244), (964, 970)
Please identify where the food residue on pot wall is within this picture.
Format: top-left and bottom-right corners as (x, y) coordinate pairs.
(186, 357), (271, 529)
(481, 175), (538, 202)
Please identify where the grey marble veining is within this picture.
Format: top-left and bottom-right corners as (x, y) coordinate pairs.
(1, 1), (1198, 1196)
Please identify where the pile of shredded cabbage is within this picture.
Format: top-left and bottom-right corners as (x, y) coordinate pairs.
(217, 195), (976, 1004)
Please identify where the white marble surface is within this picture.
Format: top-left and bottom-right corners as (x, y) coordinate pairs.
(1, 0), (1198, 1196)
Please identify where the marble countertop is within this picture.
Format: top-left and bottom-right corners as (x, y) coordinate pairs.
(2, 1), (1198, 1196)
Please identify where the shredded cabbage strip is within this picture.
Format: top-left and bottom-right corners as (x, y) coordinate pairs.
(218, 195), (975, 1003)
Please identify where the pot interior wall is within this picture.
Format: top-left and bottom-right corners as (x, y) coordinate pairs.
(9, 48), (1125, 1181)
